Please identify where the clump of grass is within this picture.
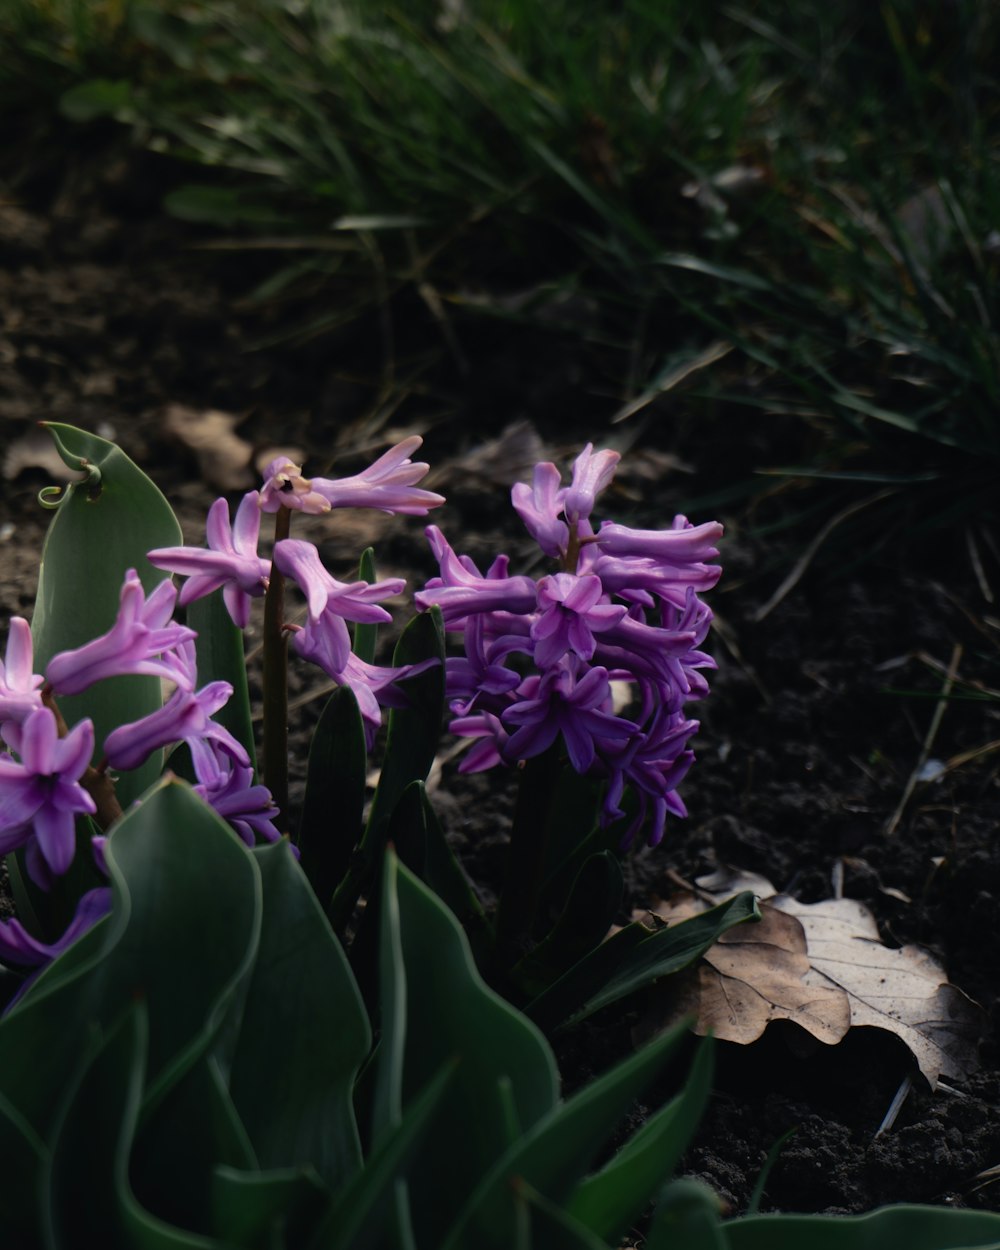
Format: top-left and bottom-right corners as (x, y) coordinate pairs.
(3, 0), (998, 572)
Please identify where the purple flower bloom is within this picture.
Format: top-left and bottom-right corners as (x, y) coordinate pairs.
(421, 443), (722, 847)
(103, 642), (247, 774)
(258, 457), (334, 515)
(530, 573), (626, 668)
(45, 571), (196, 697)
(193, 745), (281, 847)
(0, 617), (45, 752)
(510, 461), (569, 558)
(502, 662), (636, 773)
(274, 538), (404, 677)
(310, 437), (445, 516)
(0, 886), (111, 970)
(259, 438), (445, 516)
(147, 491), (270, 629)
(0, 708), (96, 888)
(416, 526), (536, 626)
(563, 443), (620, 523)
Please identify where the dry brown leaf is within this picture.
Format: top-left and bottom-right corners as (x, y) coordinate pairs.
(635, 868), (982, 1088)
(772, 894), (982, 1086)
(163, 404), (254, 492)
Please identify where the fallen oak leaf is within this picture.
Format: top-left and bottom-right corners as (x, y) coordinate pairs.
(772, 894), (982, 1087)
(634, 868), (982, 1088)
(634, 899), (851, 1051)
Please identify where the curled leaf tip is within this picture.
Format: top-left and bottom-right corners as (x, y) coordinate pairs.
(38, 485), (65, 510)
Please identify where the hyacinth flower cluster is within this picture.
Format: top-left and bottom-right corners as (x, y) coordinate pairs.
(0, 436), (442, 972)
(416, 445), (722, 849)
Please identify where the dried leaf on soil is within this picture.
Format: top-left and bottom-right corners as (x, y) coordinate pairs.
(635, 869), (982, 1088)
(163, 404), (255, 491)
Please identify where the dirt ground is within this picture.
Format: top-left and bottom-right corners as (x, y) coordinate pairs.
(3, 145), (1000, 1218)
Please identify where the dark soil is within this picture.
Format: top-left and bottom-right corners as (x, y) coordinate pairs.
(3, 143), (1000, 1218)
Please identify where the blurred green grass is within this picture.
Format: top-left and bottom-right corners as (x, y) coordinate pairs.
(3, 0), (999, 573)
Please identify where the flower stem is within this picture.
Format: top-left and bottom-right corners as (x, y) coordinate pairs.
(263, 507), (291, 828)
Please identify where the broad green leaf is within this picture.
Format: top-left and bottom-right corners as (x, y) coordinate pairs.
(0, 780), (261, 1142)
(443, 1015), (693, 1250)
(723, 1207), (1000, 1250)
(228, 842), (369, 1190)
(298, 687), (367, 908)
(567, 1038), (714, 1242)
(388, 781), (490, 964)
(188, 589), (256, 774)
(309, 1060), (456, 1250)
(514, 852), (623, 997)
(520, 1182), (612, 1249)
(646, 1179), (727, 1250)
(526, 891), (760, 1033)
(45, 1004), (148, 1250)
(211, 1165), (329, 1250)
(352, 548), (378, 664)
(130, 1057), (256, 1237)
(0, 1087), (48, 1244)
(389, 855), (558, 1248)
(363, 607), (445, 847)
(32, 423), (183, 808)
(328, 607), (444, 931)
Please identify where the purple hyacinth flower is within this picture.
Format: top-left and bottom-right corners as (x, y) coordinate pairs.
(0, 886), (111, 970)
(193, 744), (281, 847)
(147, 491), (271, 629)
(274, 538), (403, 677)
(258, 457), (334, 514)
(416, 526), (537, 626)
(103, 643), (247, 773)
(563, 443), (620, 523)
(510, 461), (570, 558)
(594, 517), (723, 588)
(0, 708), (96, 887)
(310, 436), (445, 515)
(45, 571), (197, 697)
(0, 617), (45, 751)
(501, 662), (636, 773)
(531, 573), (626, 668)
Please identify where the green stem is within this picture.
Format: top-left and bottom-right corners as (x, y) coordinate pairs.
(495, 746), (563, 971)
(263, 507), (290, 829)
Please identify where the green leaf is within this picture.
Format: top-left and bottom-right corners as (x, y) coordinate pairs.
(59, 78), (133, 123)
(363, 607), (445, 847)
(328, 607), (445, 931)
(31, 423), (183, 809)
(520, 1182), (613, 1249)
(514, 851), (624, 996)
(297, 687), (367, 907)
(188, 589), (256, 775)
(352, 548), (378, 664)
(228, 842), (370, 1190)
(389, 781), (490, 963)
(211, 1165), (329, 1250)
(0, 780), (261, 1143)
(567, 1038), (714, 1242)
(526, 891), (760, 1033)
(45, 1004), (148, 1250)
(388, 855), (558, 1248)
(130, 1055), (256, 1236)
(723, 1206), (1000, 1250)
(443, 1015), (693, 1250)
(309, 1060), (456, 1250)
(0, 1085), (48, 1243)
(646, 1179), (727, 1250)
